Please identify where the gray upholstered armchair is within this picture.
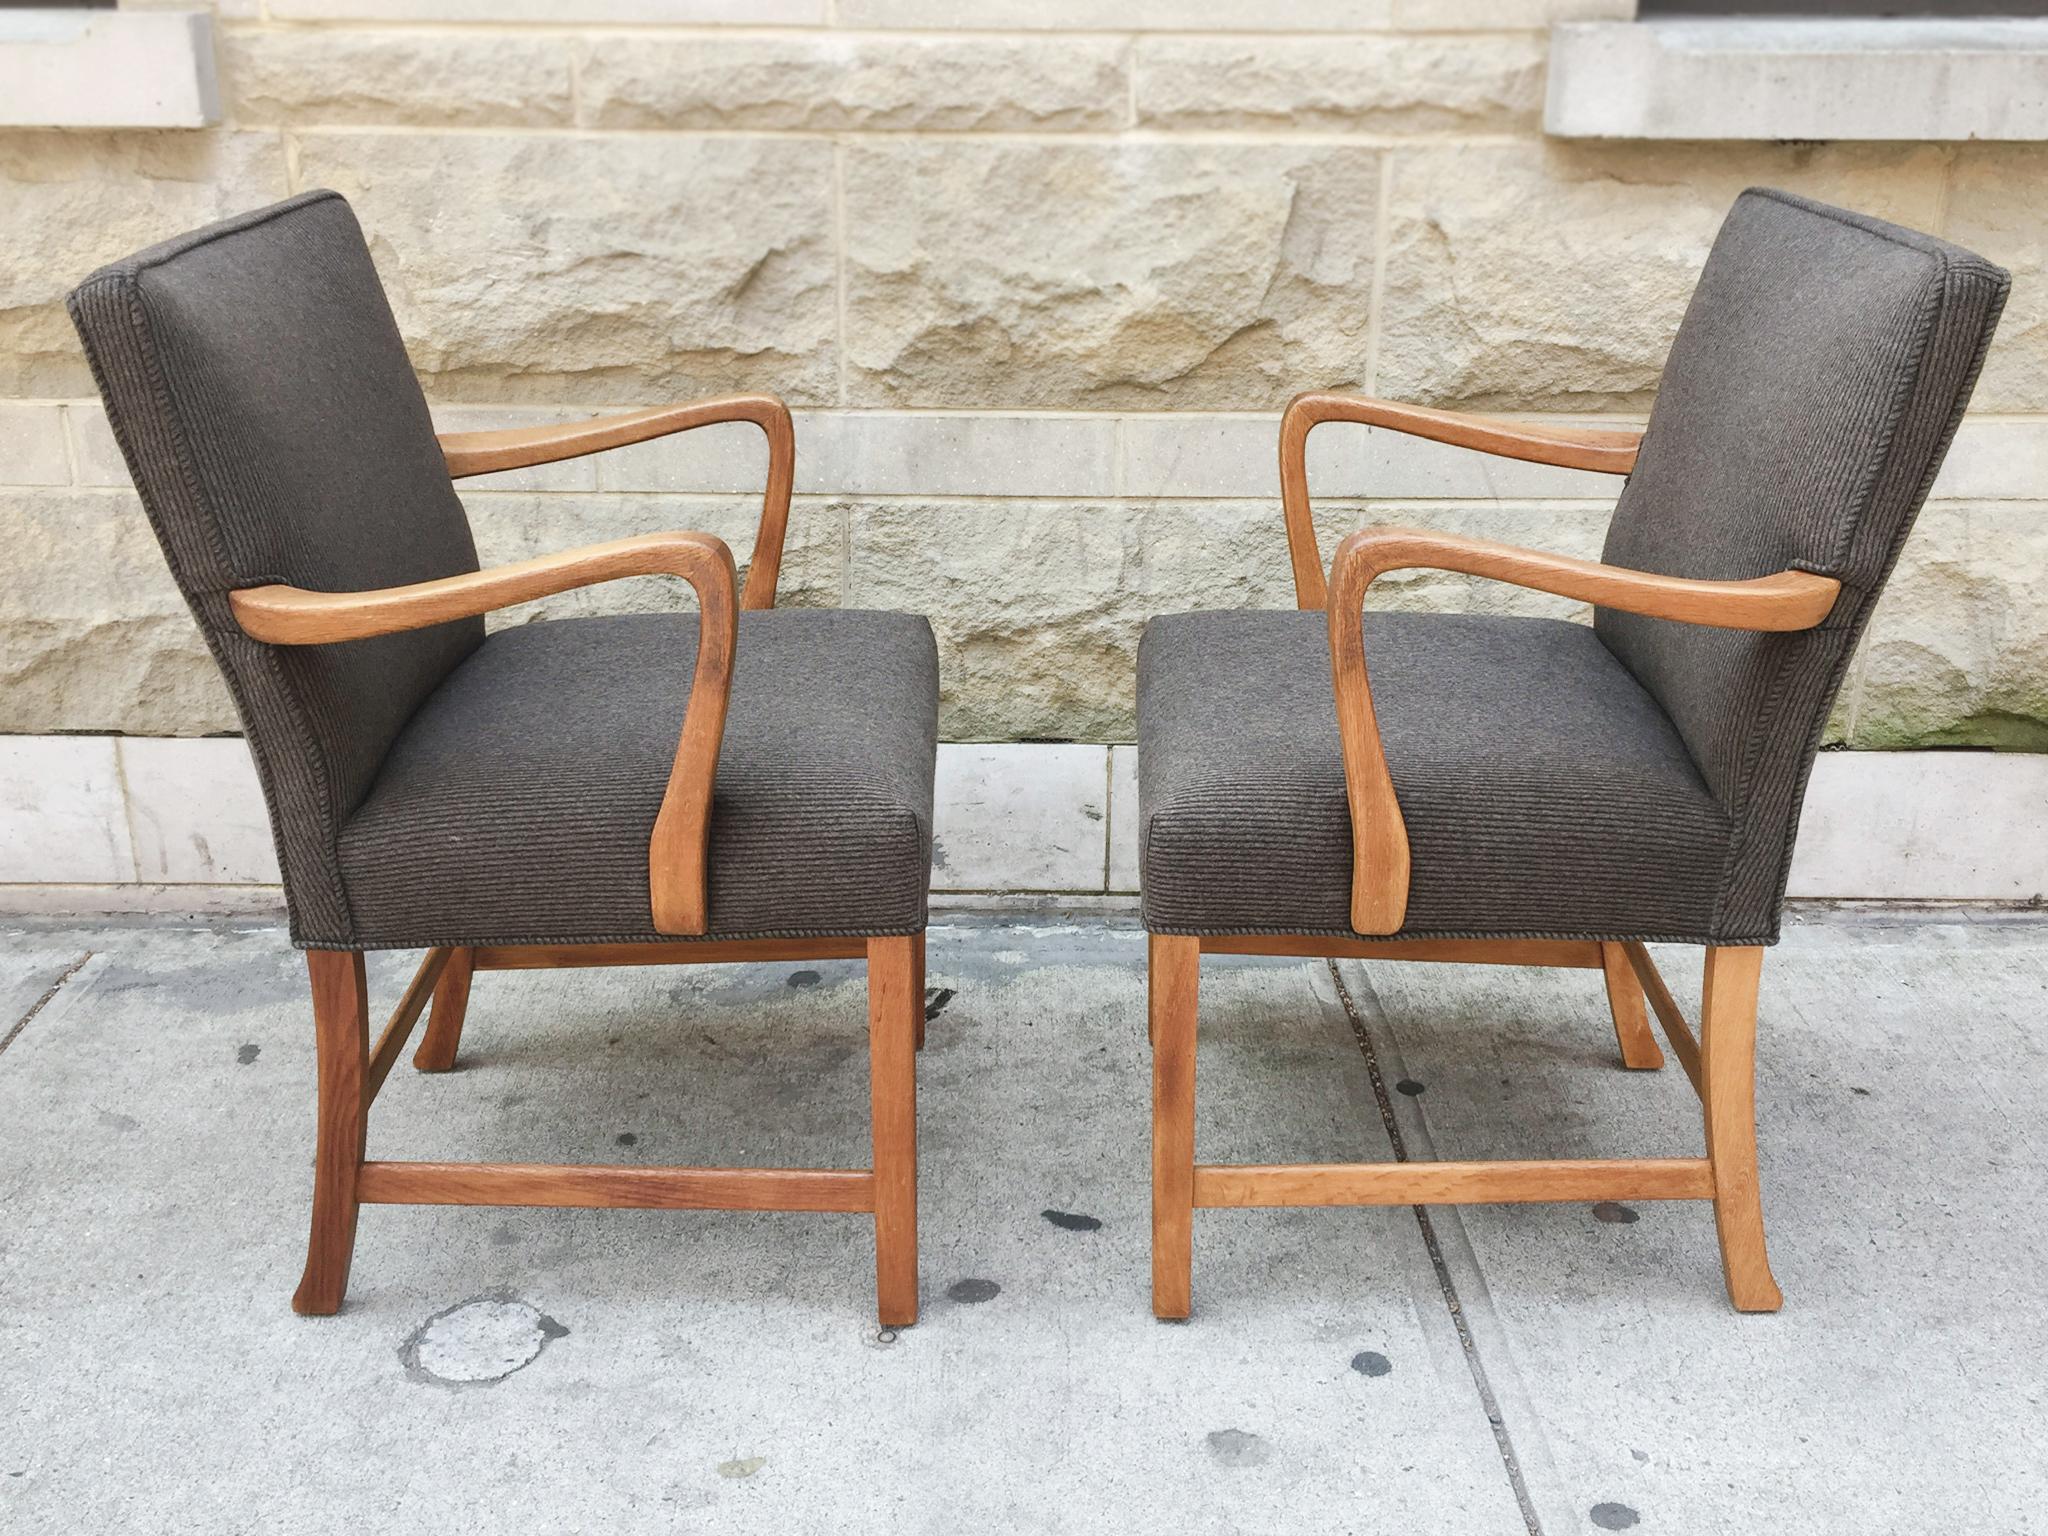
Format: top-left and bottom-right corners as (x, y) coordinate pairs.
(69, 191), (936, 1326)
(1138, 189), (2009, 1317)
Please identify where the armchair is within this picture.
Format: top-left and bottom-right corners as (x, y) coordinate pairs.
(70, 192), (935, 1326)
(1139, 189), (2009, 1318)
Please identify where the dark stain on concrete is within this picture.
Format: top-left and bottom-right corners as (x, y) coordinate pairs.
(93, 1106), (139, 1133)
(1592, 1202), (1640, 1225)
(924, 986), (956, 1022)
(236, 1043), (261, 1065)
(1350, 1350), (1392, 1378)
(788, 970), (822, 989)
(946, 1278), (1000, 1304)
(1852, 1086), (1872, 1096)
(1042, 1209), (1102, 1232)
(1395, 1079), (1425, 1096)
(616, 1132), (638, 1148)
(1591, 1503), (1640, 1530)
(1204, 1429), (1271, 1467)
(489, 1223), (519, 1247)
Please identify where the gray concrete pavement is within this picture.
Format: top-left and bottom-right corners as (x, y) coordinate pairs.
(0, 910), (2041, 1534)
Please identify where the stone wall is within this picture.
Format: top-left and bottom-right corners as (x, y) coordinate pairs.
(2, 0), (2042, 749)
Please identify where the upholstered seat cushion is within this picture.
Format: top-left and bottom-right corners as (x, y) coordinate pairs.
(1138, 610), (1740, 943)
(336, 609), (937, 948)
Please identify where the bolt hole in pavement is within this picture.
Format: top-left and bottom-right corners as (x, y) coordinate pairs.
(0, 914), (2043, 1532)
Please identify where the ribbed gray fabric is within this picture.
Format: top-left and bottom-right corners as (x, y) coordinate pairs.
(1597, 189), (2009, 938)
(1139, 612), (1733, 941)
(67, 191), (482, 945)
(339, 610), (939, 947)
(1138, 190), (2006, 945)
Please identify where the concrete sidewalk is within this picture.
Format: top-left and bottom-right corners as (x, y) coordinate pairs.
(0, 910), (2042, 1535)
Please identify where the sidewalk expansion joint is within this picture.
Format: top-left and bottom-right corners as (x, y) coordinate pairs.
(0, 952), (93, 1063)
(1326, 958), (1545, 1536)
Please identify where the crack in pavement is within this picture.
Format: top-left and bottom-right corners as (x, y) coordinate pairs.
(1326, 957), (1546, 1536)
(0, 952), (93, 1064)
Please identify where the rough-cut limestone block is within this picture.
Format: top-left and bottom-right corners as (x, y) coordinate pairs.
(0, 489), (231, 735)
(846, 497), (1614, 742)
(220, 30), (573, 128)
(0, 403), (68, 486)
(462, 490), (842, 619)
(579, 34), (1128, 132)
(0, 131), (287, 397)
(1851, 505), (2048, 750)
(1375, 142), (1951, 410)
(294, 133), (837, 405)
(1946, 147), (2048, 413)
(843, 142), (1379, 410)
(1135, 34), (1543, 135)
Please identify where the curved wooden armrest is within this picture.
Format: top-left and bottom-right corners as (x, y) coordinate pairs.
(230, 531), (739, 938)
(1324, 525), (1842, 937)
(438, 393), (794, 611)
(1279, 391), (1646, 609)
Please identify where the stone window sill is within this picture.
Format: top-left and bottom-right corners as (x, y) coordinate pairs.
(0, 9), (218, 129)
(1545, 18), (2048, 142)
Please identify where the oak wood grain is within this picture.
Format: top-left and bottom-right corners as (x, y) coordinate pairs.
(292, 950), (368, 1316)
(471, 937), (869, 970)
(1700, 945), (1783, 1312)
(1191, 1158), (1714, 1208)
(1279, 390), (1644, 610)
(1150, 933), (1200, 1319)
(868, 935), (920, 1327)
(356, 1161), (876, 1212)
(1199, 934), (1605, 968)
(437, 393), (795, 609)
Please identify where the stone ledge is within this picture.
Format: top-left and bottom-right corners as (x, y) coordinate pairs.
(2, 736), (2040, 907)
(0, 10), (218, 130)
(1547, 19), (2048, 142)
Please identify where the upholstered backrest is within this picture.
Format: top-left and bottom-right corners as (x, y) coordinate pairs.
(1598, 188), (2007, 935)
(69, 190), (482, 946)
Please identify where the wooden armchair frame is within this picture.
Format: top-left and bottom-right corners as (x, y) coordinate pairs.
(1151, 392), (1844, 1320)
(233, 396), (922, 1327)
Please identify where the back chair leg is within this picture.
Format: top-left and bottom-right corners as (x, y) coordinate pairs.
(868, 935), (920, 1327)
(1600, 941), (1665, 1070)
(1150, 934), (1200, 1319)
(1700, 945), (1783, 1312)
(912, 930), (927, 1053)
(293, 950), (370, 1316)
(412, 946), (475, 1073)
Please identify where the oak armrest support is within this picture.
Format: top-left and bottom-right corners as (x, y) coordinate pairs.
(1279, 391), (1645, 609)
(1324, 525), (1842, 937)
(230, 531), (740, 938)
(437, 393), (794, 611)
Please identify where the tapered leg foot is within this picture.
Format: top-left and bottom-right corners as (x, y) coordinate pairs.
(1601, 941), (1664, 1071)
(869, 934), (920, 1327)
(293, 950), (369, 1316)
(1701, 946), (1783, 1313)
(412, 947), (474, 1073)
(1150, 934), (1200, 1319)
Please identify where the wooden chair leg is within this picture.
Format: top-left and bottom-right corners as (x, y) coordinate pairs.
(1150, 934), (1200, 1319)
(293, 950), (369, 1316)
(412, 946), (474, 1073)
(1600, 941), (1665, 1070)
(1701, 945), (1783, 1313)
(912, 929), (927, 1053)
(869, 935), (919, 1327)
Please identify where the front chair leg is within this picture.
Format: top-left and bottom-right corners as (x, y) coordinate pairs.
(293, 950), (369, 1316)
(1701, 945), (1783, 1312)
(1600, 941), (1664, 1070)
(412, 947), (475, 1072)
(1150, 934), (1200, 1319)
(868, 934), (920, 1327)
